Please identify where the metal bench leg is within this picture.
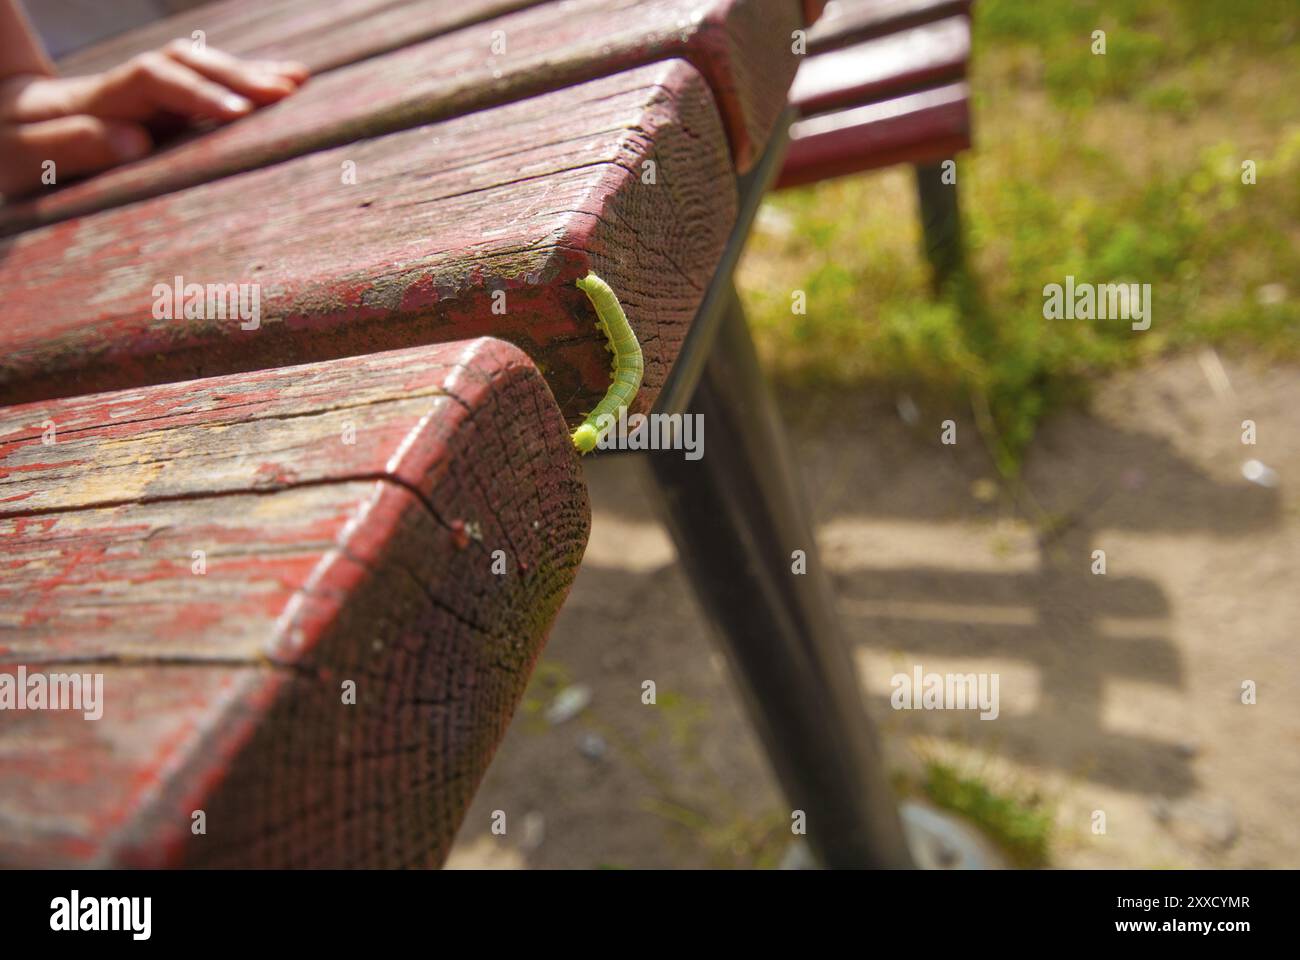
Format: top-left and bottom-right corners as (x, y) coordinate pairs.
(914, 159), (964, 294)
(647, 282), (914, 868)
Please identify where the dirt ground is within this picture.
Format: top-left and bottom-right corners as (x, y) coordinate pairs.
(446, 350), (1299, 869)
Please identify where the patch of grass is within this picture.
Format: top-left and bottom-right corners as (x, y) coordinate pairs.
(738, 1), (1300, 476)
(653, 689), (710, 757)
(643, 798), (791, 869)
(517, 661), (574, 731)
(918, 760), (1054, 868)
(979, 0), (1298, 107)
(1140, 82), (1196, 120)
(581, 691), (788, 868)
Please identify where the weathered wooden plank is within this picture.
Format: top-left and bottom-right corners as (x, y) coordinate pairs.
(0, 61), (736, 425)
(57, 0), (550, 75)
(775, 82), (970, 189)
(806, 0), (971, 53)
(789, 15), (970, 116)
(3, 0), (798, 232)
(0, 337), (592, 867)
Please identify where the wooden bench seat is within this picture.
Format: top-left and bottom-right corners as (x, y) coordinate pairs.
(0, 62), (737, 426)
(777, 0), (974, 288)
(778, 81), (969, 188)
(0, 0), (925, 871)
(4, 0), (801, 233)
(57, 0), (553, 76)
(790, 13), (969, 115)
(0, 338), (588, 867)
(777, 0), (972, 189)
(805, 0), (969, 50)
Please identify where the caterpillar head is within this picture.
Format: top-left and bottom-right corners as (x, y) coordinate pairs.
(572, 423), (600, 454)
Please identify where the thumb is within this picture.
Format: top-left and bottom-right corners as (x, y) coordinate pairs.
(1, 116), (151, 196)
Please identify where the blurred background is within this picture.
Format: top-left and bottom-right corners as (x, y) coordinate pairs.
(446, 0), (1299, 869)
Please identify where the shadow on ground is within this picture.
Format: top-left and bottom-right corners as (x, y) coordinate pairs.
(447, 352), (1296, 869)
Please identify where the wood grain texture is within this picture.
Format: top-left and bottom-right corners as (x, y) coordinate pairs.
(5, 0), (799, 232)
(0, 61), (737, 429)
(806, 0), (971, 53)
(57, 0), (550, 75)
(0, 337), (592, 867)
(789, 15), (970, 116)
(775, 82), (970, 189)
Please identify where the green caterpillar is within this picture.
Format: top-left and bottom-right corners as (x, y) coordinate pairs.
(571, 272), (643, 454)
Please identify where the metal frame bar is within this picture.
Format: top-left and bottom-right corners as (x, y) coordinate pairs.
(645, 114), (915, 868)
(914, 159), (965, 292)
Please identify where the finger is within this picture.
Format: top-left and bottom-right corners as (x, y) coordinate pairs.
(0, 74), (76, 124)
(137, 53), (255, 118)
(0, 117), (151, 196)
(100, 52), (255, 121)
(162, 41), (306, 104)
(258, 59), (310, 84)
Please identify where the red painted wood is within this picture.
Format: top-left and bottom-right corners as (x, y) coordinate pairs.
(0, 337), (591, 867)
(5, 0), (800, 232)
(774, 82), (970, 189)
(788, 15), (970, 116)
(778, 4), (974, 188)
(807, 0), (972, 53)
(58, 0), (551, 75)
(0, 61), (737, 428)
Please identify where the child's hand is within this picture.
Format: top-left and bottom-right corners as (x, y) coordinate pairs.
(0, 40), (308, 198)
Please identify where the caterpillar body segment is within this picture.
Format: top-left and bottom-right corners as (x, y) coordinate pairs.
(572, 272), (643, 454)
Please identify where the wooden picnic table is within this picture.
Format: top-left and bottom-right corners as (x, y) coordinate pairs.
(0, 0), (917, 869)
